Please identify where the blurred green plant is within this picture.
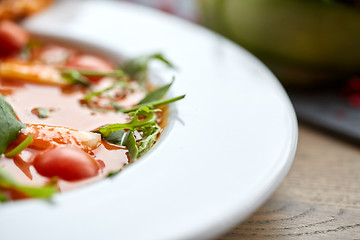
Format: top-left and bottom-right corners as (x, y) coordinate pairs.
(198, 0), (360, 85)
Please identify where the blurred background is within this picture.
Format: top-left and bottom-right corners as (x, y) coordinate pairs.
(122, 0), (360, 143)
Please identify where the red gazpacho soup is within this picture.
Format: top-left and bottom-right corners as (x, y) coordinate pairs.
(0, 20), (184, 202)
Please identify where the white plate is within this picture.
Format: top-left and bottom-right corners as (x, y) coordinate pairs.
(0, 1), (298, 239)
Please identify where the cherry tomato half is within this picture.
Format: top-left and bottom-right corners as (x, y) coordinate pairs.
(0, 20), (29, 57)
(33, 146), (100, 181)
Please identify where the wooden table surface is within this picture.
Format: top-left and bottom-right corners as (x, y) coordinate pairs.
(219, 123), (360, 240)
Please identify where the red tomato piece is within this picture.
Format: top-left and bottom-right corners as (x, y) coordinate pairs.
(33, 146), (100, 181)
(0, 20), (29, 57)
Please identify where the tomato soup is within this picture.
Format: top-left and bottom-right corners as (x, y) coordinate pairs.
(0, 20), (184, 201)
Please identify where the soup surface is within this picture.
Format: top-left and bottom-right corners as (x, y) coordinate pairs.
(0, 20), (183, 201)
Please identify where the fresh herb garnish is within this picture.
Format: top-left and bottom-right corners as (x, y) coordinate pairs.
(31, 107), (52, 119)
(124, 53), (174, 88)
(0, 95), (25, 155)
(62, 68), (125, 78)
(38, 108), (50, 118)
(137, 124), (161, 158)
(5, 134), (33, 157)
(95, 107), (158, 137)
(61, 70), (90, 86)
(61, 68), (126, 86)
(122, 95), (185, 113)
(0, 168), (58, 202)
(106, 171), (121, 178)
(82, 81), (128, 102)
(96, 107), (163, 160)
(104, 129), (139, 161)
(138, 78), (174, 105)
(38, 108), (50, 119)
(0, 191), (7, 203)
(95, 79), (185, 159)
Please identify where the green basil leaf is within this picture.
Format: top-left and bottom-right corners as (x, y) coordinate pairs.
(125, 131), (139, 162)
(104, 130), (139, 161)
(138, 78), (174, 105)
(103, 129), (128, 145)
(0, 95), (25, 155)
(97, 107), (161, 161)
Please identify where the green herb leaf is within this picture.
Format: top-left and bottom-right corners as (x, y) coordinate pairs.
(0, 191), (7, 203)
(5, 134), (33, 157)
(0, 95), (25, 155)
(15, 184), (58, 199)
(61, 68), (126, 86)
(97, 106), (162, 161)
(137, 124), (161, 158)
(82, 81), (127, 102)
(125, 131), (139, 162)
(0, 168), (58, 202)
(106, 171), (120, 178)
(138, 78), (174, 105)
(124, 53), (174, 88)
(104, 130), (139, 161)
(147, 53), (174, 69)
(124, 53), (174, 76)
(62, 68), (125, 78)
(122, 95), (185, 113)
(61, 70), (90, 86)
(31, 107), (52, 119)
(37, 108), (51, 119)
(95, 107), (157, 137)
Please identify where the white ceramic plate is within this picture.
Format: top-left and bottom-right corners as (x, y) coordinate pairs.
(0, 1), (298, 239)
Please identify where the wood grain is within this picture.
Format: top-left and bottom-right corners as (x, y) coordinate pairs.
(219, 123), (360, 240)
